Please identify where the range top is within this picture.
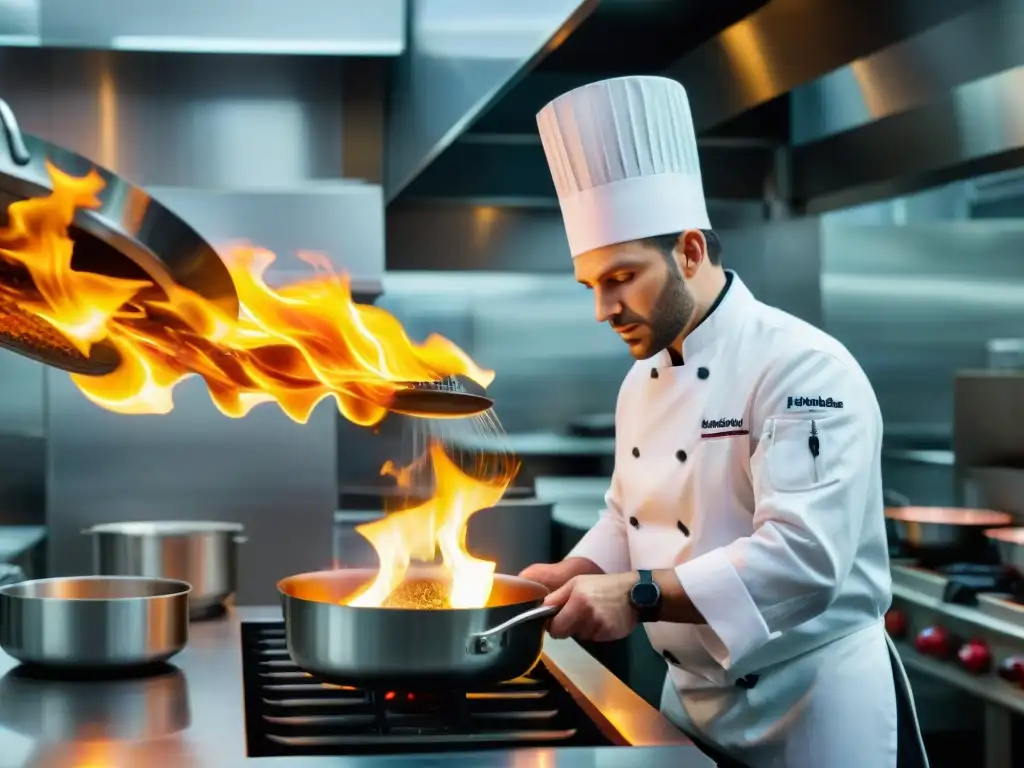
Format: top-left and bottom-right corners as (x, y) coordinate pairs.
(894, 561), (1024, 605)
(241, 623), (616, 758)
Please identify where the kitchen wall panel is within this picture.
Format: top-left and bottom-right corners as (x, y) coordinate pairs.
(0, 47), (345, 188)
(45, 370), (338, 605)
(0, 351), (45, 525)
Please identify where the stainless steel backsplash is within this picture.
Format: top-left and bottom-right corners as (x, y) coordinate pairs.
(821, 220), (1024, 444)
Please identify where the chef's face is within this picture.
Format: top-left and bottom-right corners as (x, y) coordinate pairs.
(574, 233), (698, 359)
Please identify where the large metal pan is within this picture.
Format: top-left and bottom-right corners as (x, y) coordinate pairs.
(278, 567), (558, 689)
(0, 576), (190, 671)
(885, 506), (1012, 556)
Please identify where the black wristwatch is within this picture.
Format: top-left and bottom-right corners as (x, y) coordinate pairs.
(629, 569), (662, 623)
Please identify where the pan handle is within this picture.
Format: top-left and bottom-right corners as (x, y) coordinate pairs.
(468, 604), (559, 655)
(0, 99), (30, 166)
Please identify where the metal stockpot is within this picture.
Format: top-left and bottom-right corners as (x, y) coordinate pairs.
(83, 521), (246, 619)
(278, 568), (557, 689)
(0, 576), (189, 670)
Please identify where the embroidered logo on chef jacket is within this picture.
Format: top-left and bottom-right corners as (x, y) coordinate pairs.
(786, 396), (844, 410)
(700, 417), (749, 439)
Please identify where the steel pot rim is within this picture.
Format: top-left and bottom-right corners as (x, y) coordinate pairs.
(82, 520), (246, 537)
(0, 575), (192, 601)
(277, 566), (549, 613)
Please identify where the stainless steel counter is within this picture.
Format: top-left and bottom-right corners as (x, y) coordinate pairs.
(0, 606), (714, 768)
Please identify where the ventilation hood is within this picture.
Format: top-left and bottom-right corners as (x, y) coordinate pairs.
(390, 0), (1023, 218)
(0, 0), (404, 56)
(789, 0), (1024, 212)
(384, 0), (599, 203)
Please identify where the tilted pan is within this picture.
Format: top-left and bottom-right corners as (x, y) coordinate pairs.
(0, 98), (238, 376)
(277, 568), (558, 689)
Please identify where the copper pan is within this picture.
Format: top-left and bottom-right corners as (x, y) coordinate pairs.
(983, 527), (1024, 574)
(885, 506), (1013, 552)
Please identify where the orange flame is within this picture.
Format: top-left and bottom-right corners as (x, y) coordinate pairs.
(0, 161), (494, 427)
(0, 161), (518, 607)
(347, 441), (517, 608)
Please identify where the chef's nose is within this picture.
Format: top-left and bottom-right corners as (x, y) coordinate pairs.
(593, 289), (621, 324)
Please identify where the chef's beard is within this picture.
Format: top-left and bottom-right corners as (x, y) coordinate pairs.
(612, 265), (694, 360)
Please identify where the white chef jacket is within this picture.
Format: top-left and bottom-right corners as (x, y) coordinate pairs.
(569, 271), (895, 763)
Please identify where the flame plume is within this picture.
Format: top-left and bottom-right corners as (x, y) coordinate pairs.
(0, 160), (518, 609)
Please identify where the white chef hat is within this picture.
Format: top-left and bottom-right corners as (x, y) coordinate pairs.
(536, 75), (710, 258)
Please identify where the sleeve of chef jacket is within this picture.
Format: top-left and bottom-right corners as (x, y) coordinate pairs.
(563, 382), (632, 575)
(673, 348), (880, 669)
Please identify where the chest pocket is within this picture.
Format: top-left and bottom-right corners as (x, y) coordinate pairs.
(763, 416), (837, 493)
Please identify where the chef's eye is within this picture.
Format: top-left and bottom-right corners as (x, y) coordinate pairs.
(605, 273), (633, 286)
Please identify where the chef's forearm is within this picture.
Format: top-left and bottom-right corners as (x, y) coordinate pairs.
(653, 569), (707, 624)
(564, 556), (606, 577)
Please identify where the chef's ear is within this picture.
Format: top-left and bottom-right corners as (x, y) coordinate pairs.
(678, 230), (708, 278)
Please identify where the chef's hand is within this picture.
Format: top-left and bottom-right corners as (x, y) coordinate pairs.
(519, 557), (604, 592)
(543, 572), (636, 642)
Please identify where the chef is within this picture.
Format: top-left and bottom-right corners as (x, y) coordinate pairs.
(519, 76), (928, 768)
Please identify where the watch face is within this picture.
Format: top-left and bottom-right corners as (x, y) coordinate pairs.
(630, 582), (659, 608)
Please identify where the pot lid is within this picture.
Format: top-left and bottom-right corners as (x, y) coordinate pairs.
(84, 520), (245, 536)
(0, 98), (238, 376)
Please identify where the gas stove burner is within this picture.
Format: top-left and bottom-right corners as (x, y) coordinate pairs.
(240, 622), (613, 757)
(935, 563), (1024, 605)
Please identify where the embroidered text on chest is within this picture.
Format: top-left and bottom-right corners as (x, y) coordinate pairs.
(787, 396), (844, 409)
(701, 417), (748, 438)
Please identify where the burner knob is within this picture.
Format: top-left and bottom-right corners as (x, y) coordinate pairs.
(914, 625), (952, 659)
(957, 638), (992, 675)
(996, 655), (1024, 684)
(884, 608), (908, 639)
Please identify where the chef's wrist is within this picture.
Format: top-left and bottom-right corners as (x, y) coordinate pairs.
(651, 568), (706, 625)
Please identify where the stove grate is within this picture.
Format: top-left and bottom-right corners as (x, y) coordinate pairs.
(241, 622), (614, 757)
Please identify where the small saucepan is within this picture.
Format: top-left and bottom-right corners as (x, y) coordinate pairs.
(885, 506), (1013, 560)
(983, 527), (1024, 575)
